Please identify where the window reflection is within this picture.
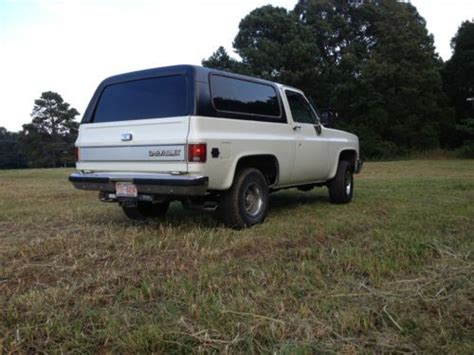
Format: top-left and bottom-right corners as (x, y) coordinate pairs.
(94, 75), (187, 123)
(211, 75), (281, 117)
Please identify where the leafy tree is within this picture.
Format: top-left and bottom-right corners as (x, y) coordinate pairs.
(203, 0), (453, 158)
(338, 1), (452, 155)
(0, 127), (26, 169)
(20, 91), (79, 168)
(442, 20), (474, 150)
(233, 5), (320, 85)
(292, 0), (378, 105)
(202, 46), (250, 74)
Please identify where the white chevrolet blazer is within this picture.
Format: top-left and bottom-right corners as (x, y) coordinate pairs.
(70, 65), (362, 228)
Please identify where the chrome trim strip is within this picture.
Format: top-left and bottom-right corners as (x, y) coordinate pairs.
(79, 144), (186, 162)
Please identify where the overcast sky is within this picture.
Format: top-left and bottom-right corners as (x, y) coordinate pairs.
(1, 0), (473, 131)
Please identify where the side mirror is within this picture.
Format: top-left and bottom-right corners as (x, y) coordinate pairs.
(320, 110), (338, 126)
(321, 111), (330, 126)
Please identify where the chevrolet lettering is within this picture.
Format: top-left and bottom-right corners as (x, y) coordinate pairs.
(149, 149), (181, 157)
(69, 65), (362, 228)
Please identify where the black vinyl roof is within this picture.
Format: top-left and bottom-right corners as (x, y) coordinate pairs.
(100, 64), (279, 87)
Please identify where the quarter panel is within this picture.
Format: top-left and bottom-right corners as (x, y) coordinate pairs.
(187, 116), (295, 190)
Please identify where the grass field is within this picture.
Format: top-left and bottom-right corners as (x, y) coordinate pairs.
(1, 160), (473, 353)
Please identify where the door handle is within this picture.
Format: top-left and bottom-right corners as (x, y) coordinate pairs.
(314, 124), (322, 135)
(293, 125), (302, 131)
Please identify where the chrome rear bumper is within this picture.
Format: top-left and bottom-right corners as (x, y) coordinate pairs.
(69, 172), (208, 196)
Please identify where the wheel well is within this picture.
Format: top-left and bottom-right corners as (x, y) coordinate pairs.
(235, 155), (279, 186)
(339, 150), (357, 171)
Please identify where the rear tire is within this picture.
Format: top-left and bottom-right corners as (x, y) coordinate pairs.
(122, 201), (170, 220)
(328, 160), (353, 204)
(217, 168), (269, 229)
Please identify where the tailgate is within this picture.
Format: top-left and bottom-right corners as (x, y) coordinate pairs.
(76, 116), (189, 173)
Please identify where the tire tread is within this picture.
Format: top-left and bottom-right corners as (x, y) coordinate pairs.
(328, 160), (353, 204)
(217, 168), (268, 228)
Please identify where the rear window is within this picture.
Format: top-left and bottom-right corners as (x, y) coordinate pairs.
(93, 75), (187, 123)
(210, 75), (281, 118)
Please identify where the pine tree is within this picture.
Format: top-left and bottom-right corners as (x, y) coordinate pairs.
(20, 91), (79, 167)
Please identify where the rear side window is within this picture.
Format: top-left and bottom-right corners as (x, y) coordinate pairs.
(210, 75), (281, 118)
(93, 75), (187, 123)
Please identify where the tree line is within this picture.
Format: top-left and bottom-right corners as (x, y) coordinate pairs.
(203, 0), (474, 159)
(0, 0), (473, 169)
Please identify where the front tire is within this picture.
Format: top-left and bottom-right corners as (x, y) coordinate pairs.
(217, 168), (269, 228)
(328, 160), (353, 204)
(122, 201), (170, 220)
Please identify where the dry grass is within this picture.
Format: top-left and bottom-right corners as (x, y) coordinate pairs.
(0, 160), (473, 353)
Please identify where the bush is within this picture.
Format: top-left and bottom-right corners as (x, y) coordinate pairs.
(456, 144), (474, 159)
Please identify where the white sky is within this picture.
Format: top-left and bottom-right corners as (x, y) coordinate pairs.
(0, 0), (473, 131)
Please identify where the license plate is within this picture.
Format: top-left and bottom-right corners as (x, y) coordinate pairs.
(116, 182), (137, 197)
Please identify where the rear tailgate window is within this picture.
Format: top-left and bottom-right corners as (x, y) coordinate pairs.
(93, 75), (188, 123)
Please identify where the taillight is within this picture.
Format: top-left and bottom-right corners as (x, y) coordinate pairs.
(187, 143), (207, 163)
(75, 147), (80, 161)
